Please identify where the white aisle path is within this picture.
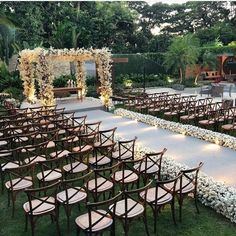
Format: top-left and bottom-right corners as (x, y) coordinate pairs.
(75, 109), (236, 188)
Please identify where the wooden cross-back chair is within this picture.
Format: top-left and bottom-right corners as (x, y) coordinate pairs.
(36, 154), (65, 187)
(90, 142), (116, 169)
(140, 174), (182, 233)
(94, 127), (117, 149)
(23, 181), (61, 236)
(165, 162), (203, 221)
(111, 181), (152, 236)
(75, 192), (122, 236)
(0, 147), (21, 192)
(87, 163), (120, 202)
(5, 162), (35, 216)
(63, 151), (90, 178)
(57, 171), (93, 230)
(134, 148), (167, 183)
(112, 137), (137, 161)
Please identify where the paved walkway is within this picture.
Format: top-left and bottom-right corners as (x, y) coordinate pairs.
(53, 87), (236, 188)
(71, 108), (236, 188)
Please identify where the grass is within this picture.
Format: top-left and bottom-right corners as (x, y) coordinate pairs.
(0, 188), (236, 236)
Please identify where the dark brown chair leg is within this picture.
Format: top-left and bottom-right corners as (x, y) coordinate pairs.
(171, 200), (176, 225)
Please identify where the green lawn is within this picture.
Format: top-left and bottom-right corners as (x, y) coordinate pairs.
(0, 190), (236, 236)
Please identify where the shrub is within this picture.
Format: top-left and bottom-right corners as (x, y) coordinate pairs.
(3, 87), (24, 102)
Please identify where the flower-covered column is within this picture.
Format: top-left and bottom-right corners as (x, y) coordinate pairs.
(95, 49), (113, 108)
(18, 51), (36, 103)
(36, 50), (55, 106)
(76, 61), (87, 98)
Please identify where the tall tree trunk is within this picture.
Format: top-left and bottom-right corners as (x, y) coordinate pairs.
(194, 73), (199, 85)
(179, 67), (183, 84)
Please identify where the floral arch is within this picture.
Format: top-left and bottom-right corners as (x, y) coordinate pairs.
(18, 47), (113, 107)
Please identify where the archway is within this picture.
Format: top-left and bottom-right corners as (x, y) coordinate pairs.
(18, 47), (113, 108)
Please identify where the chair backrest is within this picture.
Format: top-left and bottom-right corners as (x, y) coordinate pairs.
(121, 181), (152, 219)
(23, 141), (50, 164)
(143, 148), (167, 180)
(149, 173), (182, 205)
(117, 137), (137, 161)
(60, 171), (93, 205)
(92, 163), (120, 199)
(85, 121), (101, 135)
(36, 155), (65, 184)
(93, 143), (116, 168)
(72, 115), (87, 130)
(24, 181), (60, 215)
(98, 127), (117, 146)
(85, 192), (122, 234)
(5, 162), (35, 191)
(180, 162), (203, 194)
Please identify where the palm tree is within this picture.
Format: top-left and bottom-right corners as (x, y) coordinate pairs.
(164, 34), (200, 83)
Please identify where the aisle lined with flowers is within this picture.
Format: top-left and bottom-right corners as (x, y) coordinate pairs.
(69, 108), (236, 223)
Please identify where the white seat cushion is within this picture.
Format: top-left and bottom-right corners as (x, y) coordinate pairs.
(87, 177), (113, 192)
(46, 141), (55, 148)
(23, 196), (55, 215)
(113, 170), (138, 183)
(140, 187), (172, 205)
(133, 161), (159, 174)
(110, 198), (144, 218)
(73, 145), (93, 153)
(37, 169), (62, 182)
(1, 162), (20, 171)
(63, 162), (88, 173)
(50, 150), (70, 158)
(24, 155), (46, 164)
(57, 187), (87, 204)
(75, 210), (112, 232)
(94, 140), (113, 148)
(5, 177), (33, 190)
(165, 177), (195, 194)
(89, 156), (111, 166)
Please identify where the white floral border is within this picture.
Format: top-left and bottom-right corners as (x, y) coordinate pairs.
(114, 108), (236, 151)
(132, 143), (236, 223)
(114, 109), (236, 223)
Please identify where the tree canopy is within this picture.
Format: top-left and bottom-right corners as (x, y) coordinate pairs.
(0, 1), (235, 64)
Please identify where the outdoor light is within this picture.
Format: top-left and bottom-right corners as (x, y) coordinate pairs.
(215, 139), (220, 145)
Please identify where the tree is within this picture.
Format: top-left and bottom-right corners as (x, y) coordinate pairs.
(164, 34), (200, 83)
(0, 16), (17, 64)
(194, 50), (217, 85)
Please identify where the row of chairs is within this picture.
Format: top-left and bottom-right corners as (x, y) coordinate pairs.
(124, 92), (236, 133)
(5, 150), (203, 236)
(1, 105), (203, 236)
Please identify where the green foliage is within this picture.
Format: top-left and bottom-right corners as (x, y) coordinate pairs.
(115, 73), (169, 88)
(53, 75), (76, 88)
(164, 34), (200, 82)
(3, 87), (24, 102)
(113, 53), (165, 76)
(0, 62), (22, 92)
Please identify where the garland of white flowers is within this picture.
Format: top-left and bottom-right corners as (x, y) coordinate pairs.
(76, 61), (87, 98)
(18, 51), (37, 103)
(19, 47), (113, 107)
(132, 142), (236, 223)
(94, 49), (113, 108)
(114, 108), (236, 151)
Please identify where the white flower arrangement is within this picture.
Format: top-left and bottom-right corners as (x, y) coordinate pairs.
(131, 141), (236, 223)
(19, 47), (113, 107)
(114, 108), (236, 151)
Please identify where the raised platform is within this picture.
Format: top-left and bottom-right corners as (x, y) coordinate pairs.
(21, 96), (104, 113)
